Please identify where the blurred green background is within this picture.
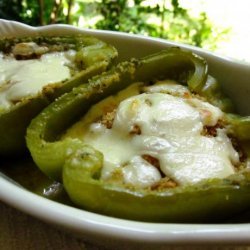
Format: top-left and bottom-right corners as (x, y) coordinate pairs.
(0, 0), (249, 62)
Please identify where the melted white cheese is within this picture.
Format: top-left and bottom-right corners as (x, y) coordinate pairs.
(143, 80), (191, 97)
(68, 83), (239, 188)
(121, 156), (162, 188)
(0, 52), (73, 109)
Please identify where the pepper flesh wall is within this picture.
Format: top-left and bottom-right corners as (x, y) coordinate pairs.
(0, 35), (118, 156)
(26, 48), (250, 222)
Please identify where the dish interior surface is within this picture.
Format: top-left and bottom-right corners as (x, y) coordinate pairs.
(1, 19), (250, 246)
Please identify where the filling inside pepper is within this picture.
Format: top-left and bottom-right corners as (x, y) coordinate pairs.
(63, 80), (242, 189)
(0, 42), (76, 110)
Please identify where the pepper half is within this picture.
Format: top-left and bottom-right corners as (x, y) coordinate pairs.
(26, 48), (250, 222)
(0, 35), (118, 156)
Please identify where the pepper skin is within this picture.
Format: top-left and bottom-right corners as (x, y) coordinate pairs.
(225, 114), (250, 141)
(63, 147), (250, 222)
(0, 35), (118, 156)
(26, 48), (250, 222)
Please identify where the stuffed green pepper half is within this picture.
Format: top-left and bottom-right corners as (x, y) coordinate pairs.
(0, 35), (118, 156)
(26, 48), (250, 222)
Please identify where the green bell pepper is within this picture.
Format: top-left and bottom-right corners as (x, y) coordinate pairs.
(26, 48), (250, 222)
(0, 35), (118, 156)
(224, 114), (250, 141)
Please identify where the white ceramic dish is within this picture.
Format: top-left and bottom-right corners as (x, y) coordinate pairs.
(1, 19), (250, 249)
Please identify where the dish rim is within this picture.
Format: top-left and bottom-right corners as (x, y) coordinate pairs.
(1, 19), (250, 245)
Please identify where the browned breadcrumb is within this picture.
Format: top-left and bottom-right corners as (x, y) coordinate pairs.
(151, 177), (177, 190)
(142, 154), (160, 169)
(129, 124), (141, 135)
(202, 125), (218, 137)
(100, 108), (117, 129)
(183, 91), (192, 99)
(202, 120), (224, 137)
